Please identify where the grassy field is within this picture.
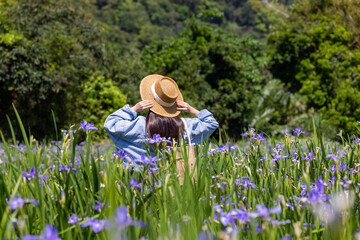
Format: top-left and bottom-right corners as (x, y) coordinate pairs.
(0, 115), (360, 239)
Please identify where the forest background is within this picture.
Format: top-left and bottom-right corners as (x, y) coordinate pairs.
(1, 0), (360, 141)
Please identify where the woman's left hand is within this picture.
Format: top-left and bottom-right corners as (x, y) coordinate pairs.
(176, 101), (200, 116)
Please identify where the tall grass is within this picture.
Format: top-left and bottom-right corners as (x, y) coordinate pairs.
(0, 114), (359, 239)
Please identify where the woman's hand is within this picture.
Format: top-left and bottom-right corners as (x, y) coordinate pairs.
(176, 100), (200, 116)
(132, 100), (154, 112)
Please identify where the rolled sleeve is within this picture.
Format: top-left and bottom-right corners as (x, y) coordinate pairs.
(104, 105), (145, 138)
(116, 104), (137, 120)
(184, 109), (219, 144)
(196, 109), (214, 120)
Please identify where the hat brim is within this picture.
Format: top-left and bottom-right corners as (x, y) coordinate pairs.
(140, 74), (183, 117)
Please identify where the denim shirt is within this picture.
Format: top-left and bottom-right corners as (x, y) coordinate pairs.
(104, 104), (219, 163)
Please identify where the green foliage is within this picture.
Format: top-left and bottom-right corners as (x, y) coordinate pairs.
(142, 20), (286, 137)
(0, 0), (121, 139)
(78, 74), (127, 134)
(290, 0), (360, 47)
(78, 0), (294, 51)
(249, 79), (291, 133)
(1, 0), (296, 140)
(269, 13), (360, 134)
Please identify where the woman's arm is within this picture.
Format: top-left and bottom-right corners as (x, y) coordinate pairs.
(177, 101), (219, 144)
(176, 100), (200, 116)
(132, 100), (154, 113)
(104, 101), (153, 138)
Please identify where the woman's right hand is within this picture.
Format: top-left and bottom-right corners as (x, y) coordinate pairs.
(132, 100), (154, 112)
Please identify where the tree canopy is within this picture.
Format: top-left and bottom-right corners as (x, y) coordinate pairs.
(2, 0), (360, 140)
(268, 0), (360, 134)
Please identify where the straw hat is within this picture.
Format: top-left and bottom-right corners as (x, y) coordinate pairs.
(140, 74), (183, 117)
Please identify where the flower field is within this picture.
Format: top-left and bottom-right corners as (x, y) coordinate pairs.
(1, 118), (360, 239)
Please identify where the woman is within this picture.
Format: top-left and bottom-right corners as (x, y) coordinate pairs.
(104, 74), (219, 164)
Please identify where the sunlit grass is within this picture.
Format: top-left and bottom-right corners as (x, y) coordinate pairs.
(0, 114), (360, 239)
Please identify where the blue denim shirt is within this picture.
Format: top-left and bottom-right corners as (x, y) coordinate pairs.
(104, 104), (219, 163)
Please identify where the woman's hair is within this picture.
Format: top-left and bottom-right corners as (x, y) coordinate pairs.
(146, 111), (184, 140)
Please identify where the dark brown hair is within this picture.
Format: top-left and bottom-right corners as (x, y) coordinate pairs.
(146, 111), (185, 141)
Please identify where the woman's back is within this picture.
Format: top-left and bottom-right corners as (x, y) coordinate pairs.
(104, 74), (219, 164)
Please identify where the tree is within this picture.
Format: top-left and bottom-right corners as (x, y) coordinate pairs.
(0, 0), (113, 138)
(268, 0), (360, 134)
(78, 74), (127, 135)
(142, 20), (285, 138)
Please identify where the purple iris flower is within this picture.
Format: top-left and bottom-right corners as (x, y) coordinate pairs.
(257, 133), (267, 143)
(114, 206), (133, 227)
(27, 199), (40, 205)
(75, 156), (81, 165)
(131, 154), (159, 170)
(349, 169), (358, 175)
(213, 203), (222, 213)
(92, 201), (104, 212)
(58, 163), (77, 174)
(130, 178), (142, 190)
(300, 184), (307, 196)
(39, 174), (48, 181)
(330, 165), (336, 174)
(91, 219), (107, 233)
(198, 231), (215, 240)
(248, 204), (282, 218)
(229, 209), (248, 223)
(8, 196), (26, 210)
(80, 217), (94, 228)
(255, 205), (270, 218)
(339, 162), (346, 172)
(303, 178), (328, 204)
(326, 154), (339, 161)
(206, 148), (217, 156)
(113, 206), (146, 230)
(255, 222), (264, 233)
(281, 237), (291, 240)
(23, 167), (35, 178)
(7, 195), (39, 210)
(315, 176), (325, 192)
(285, 202), (294, 211)
(302, 152), (315, 161)
(113, 150), (127, 159)
(68, 214), (82, 224)
(24, 225), (61, 240)
(219, 212), (234, 226)
(81, 217), (108, 233)
(23, 235), (38, 240)
(292, 127), (307, 136)
(23, 167), (49, 182)
(40, 224), (62, 240)
(64, 164), (72, 172)
(268, 218), (291, 226)
(147, 165), (159, 175)
(240, 177), (258, 190)
(147, 134), (171, 144)
(329, 175), (335, 186)
(141, 154), (158, 165)
(79, 121), (98, 132)
(308, 191), (322, 204)
(271, 155), (281, 164)
(340, 177), (351, 189)
(284, 128), (289, 136)
(216, 142), (238, 153)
